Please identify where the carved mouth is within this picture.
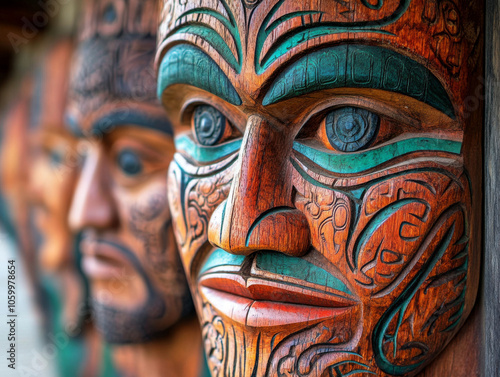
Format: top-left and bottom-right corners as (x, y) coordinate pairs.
(198, 249), (357, 328)
(81, 237), (133, 280)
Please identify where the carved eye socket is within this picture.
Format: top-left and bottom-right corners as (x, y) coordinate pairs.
(324, 107), (380, 152)
(116, 149), (143, 176)
(48, 149), (64, 167)
(192, 105), (232, 146)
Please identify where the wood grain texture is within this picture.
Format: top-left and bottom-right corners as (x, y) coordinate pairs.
(66, 1), (203, 376)
(483, 0), (500, 375)
(157, 1), (484, 376)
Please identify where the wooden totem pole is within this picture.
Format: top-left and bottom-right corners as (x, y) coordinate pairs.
(66, 0), (204, 376)
(156, 0), (483, 376)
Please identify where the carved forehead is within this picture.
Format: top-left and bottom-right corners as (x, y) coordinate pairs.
(68, 0), (171, 133)
(70, 39), (157, 105)
(157, 0), (482, 107)
(31, 39), (74, 131)
(78, 0), (157, 41)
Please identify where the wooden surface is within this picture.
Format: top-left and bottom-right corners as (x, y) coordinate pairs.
(419, 304), (481, 376)
(66, 1), (202, 376)
(483, 0), (500, 375)
(157, 1), (484, 376)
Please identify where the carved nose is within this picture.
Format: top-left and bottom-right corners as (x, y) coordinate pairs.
(208, 115), (310, 256)
(69, 147), (118, 232)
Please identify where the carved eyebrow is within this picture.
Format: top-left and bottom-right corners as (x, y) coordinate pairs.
(65, 110), (173, 138)
(262, 45), (456, 119)
(166, 0), (242, 73)
(157, 44), (242, 106)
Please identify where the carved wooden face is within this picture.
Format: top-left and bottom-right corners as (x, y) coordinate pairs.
(0, 40), (84, 328)
(66, 0), (193, 344)
(28, 41), (77, 272)
(27, 40), (84, 327)
(157, 0), (482, 376)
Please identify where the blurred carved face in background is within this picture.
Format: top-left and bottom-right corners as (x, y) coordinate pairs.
(157, 0), (483, 376)
(28, 39), (83, 328)
(65, 0), (193, 344)
(28, 40), (77, 272)
(0, 39), (83, 329)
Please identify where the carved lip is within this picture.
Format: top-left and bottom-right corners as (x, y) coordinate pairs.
(81, 237), (132, 280)
(198, 249), (357, 328)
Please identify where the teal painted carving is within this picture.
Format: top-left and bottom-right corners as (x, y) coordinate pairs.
(245, 206), (299, 247)
(350, 198), (430, 271)
(262, 45), (455, 119)
(325, 107), (380, 152)
(193, 105), (227, 146)
(157, 44), (242, 105)
(200, 248), (246, 275)
(198, 243), (357, 300)
(293, 137), (462, 174)
(328, 359), (377, 376)
(362, 0), (384, 10)
(372, 207), (464, 375)
(255, 252), (353, 296)
(167, 0), (242, 72)
(255, 0), (412, 73)
(174, 134), (242, 163)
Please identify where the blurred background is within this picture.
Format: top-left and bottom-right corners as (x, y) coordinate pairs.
(0, 1), (84, 376)
(0, 0), (77, 101)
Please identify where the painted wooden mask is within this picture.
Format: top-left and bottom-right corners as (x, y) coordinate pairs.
(157, 0), (483, 376)
(66, 0), (193, 344)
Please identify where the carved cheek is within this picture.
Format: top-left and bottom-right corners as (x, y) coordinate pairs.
(293, 165), (472, 371)
(167, 162), (188, 248)
(347, 171), (470, 301)
(295, 184), (352, 268)
(368, 205), (469, 373)
(166, 155), (234, 274)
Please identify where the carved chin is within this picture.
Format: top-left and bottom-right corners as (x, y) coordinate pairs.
(192, 169), (472, 377)
(91, 288), (177, 344)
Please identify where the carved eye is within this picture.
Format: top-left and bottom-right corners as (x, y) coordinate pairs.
(49, 149), (64, 167)
(324, 107), (380, 152)
(116, 149), (143, 176)
(192, 105), (232, 146)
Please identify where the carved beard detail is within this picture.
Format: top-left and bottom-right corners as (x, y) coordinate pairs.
(89, 235), (192, 344)
(89, 192), (193, 344)
(168, 152), (471, 377)
(92, 287), (165, 344)
(92, 283), (193, 344)
(127, 192), (193, 300)
(90, 238), (167, 344)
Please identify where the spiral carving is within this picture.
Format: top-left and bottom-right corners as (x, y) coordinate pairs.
(193, 105), (226, 146)
(325, 107), (380, 152)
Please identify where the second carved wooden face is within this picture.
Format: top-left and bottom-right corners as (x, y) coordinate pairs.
(157, 0), (483, 376)
(66, 0), (193, 344)
(27, 39), (84, 329)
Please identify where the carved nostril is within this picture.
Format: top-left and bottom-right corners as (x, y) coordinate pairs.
(244, 207), (310, 256)
(208, 201), (310, 257)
